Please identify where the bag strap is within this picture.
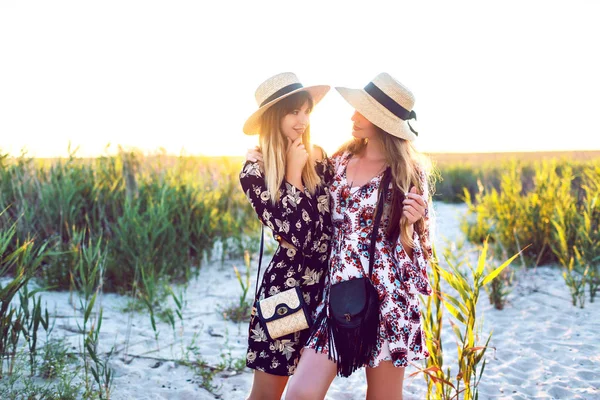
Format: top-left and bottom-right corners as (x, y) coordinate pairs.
(253, 226), (306, 300)
(254, 225), (265, 299)
(368, 168), (392, 278)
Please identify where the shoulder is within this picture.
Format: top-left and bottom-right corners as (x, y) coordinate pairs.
(240, 160), (263, 179)
(332, 149), (352, 161)
(323, 150), (350, 174)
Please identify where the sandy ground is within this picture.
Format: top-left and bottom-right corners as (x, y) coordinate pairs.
(4, 202), (599, 399)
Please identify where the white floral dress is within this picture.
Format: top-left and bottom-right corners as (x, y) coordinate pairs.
(239, 157), (333, 376)
(306, 151), (432, 370)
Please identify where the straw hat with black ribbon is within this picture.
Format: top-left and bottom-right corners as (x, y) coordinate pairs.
(335, 73), (419, 141)
(243, 72), (330, 135)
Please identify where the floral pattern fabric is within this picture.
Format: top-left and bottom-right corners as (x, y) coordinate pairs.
(239, 157), (333, 376)
(306, 151), (432, 369)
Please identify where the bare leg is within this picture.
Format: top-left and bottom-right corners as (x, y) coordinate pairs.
(247, 370), (289, 400)
(365, 361), (405, 400)
(285, 349), (337, 400)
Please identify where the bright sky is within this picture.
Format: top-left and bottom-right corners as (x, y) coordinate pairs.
(1, 1), (599, 158)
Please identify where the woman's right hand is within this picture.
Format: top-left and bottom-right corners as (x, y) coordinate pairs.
(286, 137), (308, 184)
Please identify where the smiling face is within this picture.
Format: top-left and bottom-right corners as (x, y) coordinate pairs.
(351, 110), (379, 139)
(257, 89), (320, 203)
(258, 90), (314, 160)
(280, 100), (311, 142)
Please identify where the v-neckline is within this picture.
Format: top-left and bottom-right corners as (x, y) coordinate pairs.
(342, 155), (386, 194)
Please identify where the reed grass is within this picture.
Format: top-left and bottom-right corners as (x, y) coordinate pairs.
(0, 149), (260, 295)
(461, 159), (600, 306)
(419, 241), (521, 399)
(2, 147), (597, 395)
(220, 250), (253, 323)
(432, 153), (598, 204)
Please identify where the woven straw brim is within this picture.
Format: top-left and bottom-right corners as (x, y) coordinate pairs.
(243, 85), (330, 135)
(335, 87), (417, 141)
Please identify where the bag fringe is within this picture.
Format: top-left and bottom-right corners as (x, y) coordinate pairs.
(331, 314), (379, 377)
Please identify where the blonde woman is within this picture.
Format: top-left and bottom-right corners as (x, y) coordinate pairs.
(286, 73), (434, 400)
(240, 72), (333, 400)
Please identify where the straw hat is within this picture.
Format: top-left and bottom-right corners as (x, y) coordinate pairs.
(243, 72), (330, 135)
(336, 73), (419, 141)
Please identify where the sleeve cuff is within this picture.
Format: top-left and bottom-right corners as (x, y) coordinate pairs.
(406, 229), (433, 296)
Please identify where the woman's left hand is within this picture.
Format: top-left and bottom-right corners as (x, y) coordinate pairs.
(402, 186), (427, 224)
(246, 146), (264, 171)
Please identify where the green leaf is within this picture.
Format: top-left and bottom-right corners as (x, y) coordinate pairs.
(449, 319), (464, 343)
(443, 301), (467, 325)
(442, 292), (468, 316)
(478, 358), (487, 384)
(172, 291), (182, 310)
(475, 239), (489, 279)
(97, 308), (103, 332)
(85, 292), (97, 323)
(150, 313), (156, 332)
(87, 342), (99, 364)
(482, 247), (528, 286)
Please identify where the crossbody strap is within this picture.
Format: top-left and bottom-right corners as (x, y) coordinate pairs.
(254, 225), (265, 299)
(368, 168), (392, 278)
(253, 226), (306, 300)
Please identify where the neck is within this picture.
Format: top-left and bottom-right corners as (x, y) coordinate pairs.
(360, 136), (386, 162)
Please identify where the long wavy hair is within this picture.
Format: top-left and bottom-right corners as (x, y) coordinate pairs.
(336, 129), (435, 258)
(258, 91), (321, 203)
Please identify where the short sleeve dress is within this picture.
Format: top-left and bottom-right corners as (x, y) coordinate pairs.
(239, 156), (334, 376)
(306, 151), (432, 369)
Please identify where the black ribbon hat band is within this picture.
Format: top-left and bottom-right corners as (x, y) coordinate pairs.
(364, 82), (418, 136)
(260, 83), (304, 107)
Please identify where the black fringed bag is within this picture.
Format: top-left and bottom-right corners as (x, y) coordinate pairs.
(328, 168), (392, 377)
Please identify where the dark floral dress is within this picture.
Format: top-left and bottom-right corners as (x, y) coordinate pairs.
(306, 151), (432, 370)
(239, 156), (333, 376)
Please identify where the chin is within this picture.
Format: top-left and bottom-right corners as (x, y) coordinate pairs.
(351, 130), (364, 139)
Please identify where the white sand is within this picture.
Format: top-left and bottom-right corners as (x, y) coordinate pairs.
(4, 202), (599, 399)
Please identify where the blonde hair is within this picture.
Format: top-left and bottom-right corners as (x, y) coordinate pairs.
(336, 131), (436, 258)
(258, 91), (321, 203)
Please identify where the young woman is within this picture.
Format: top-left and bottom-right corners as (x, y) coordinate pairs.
(239, 72), (333, 400)
(285, 73), (435, 400)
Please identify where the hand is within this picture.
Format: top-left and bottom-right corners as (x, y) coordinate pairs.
(286, 137), (309, 180)
(246, 146), (264, 170)
(402, 186), (427, 225)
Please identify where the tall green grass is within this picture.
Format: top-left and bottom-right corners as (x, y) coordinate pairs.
(460, 159), (600, 306)
(432, 153), (598, 204)
(0, 212), (51, 378)
(0, 148), (260, 396)
(2, 149), (597, 303)
(0, 150), (259, 294)
(551, 165), (600, 306)
(0, 208), (114, 398)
